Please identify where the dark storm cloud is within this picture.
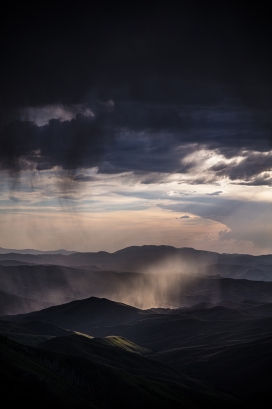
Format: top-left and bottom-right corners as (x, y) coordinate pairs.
(0, 109), (113, 173)
(93, 102), (271, 179)
(236, 175), (272, 186)
(2, 2), (272, 108)
(3, 2), (271, 108)
(210, 152), (272, 184)
(1, 1), (272, 181)
(98, 130), (199, 176)
(1, 100), (271, 177)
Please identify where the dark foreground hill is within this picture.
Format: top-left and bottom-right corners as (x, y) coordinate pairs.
(0, 335), (92, 409)
(3, 296), (272, 406)
(153, 335), (272, 403)
(90, 300), (272, 407)
(0, 334), (241, 409)
(3, 294), (272, 407)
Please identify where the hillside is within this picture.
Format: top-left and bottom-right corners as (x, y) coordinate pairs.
(0, 335), (241, 409)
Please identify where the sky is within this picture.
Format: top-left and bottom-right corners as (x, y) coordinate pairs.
(0, 1), (272, 254)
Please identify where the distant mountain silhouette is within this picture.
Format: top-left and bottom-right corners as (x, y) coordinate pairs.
(1, 245), (272, 281)
(0, 247), (75, 255)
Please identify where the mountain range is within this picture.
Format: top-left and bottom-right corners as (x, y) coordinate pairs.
(1, 245), (272, 280)
(1, 245), (272, 408)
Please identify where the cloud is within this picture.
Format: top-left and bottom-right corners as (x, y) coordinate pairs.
(217, 205), (272, 250)
(73, 173), (98, 182)
(2, 3), (272, 113)
(235, 174), (272, 186)
(0, 109), (114, 174)
(19, 104), (94, 126)
(9, 196), (24, 203)
(209, 152), (272, 185)
(176, 215), (190, 219)
(2, 113), (267, 190)
(158, 196), (244, 221)
(1, 4), (272, 189)
(93, 104), (272, 183)
(206, 191), (223, 196)
(158, 196), (272, 250)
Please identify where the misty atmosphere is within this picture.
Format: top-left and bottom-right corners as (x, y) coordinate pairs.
(1, 1), (272, 408)
(1, 246), (272, 408)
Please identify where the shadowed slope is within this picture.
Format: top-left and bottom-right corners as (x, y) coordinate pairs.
(85, 301), (272, 406)
(0, 335), (93, 409)
(1, 294), (269, 407)
(0, 319), (73, 346)
(0, 335), (242, 409)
